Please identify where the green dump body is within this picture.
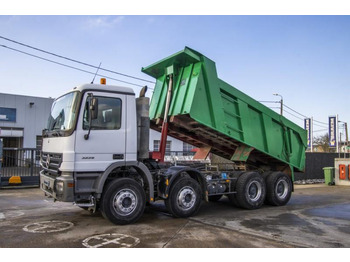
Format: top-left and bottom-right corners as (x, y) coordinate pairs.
(142, 47), (307, 175)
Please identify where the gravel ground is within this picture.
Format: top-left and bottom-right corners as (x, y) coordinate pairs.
(294, 179), (325, 184)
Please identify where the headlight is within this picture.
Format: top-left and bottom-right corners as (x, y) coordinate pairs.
(56, 181), (64, 194)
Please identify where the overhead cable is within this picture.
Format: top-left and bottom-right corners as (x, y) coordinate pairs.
(283, 109), (305, 121)
(0, 44), (145, 88)
(314, 129), (328, 133)
(0, 35), (155, 84)
(283, 103), (328, 126)
(283, 104), (309, 119)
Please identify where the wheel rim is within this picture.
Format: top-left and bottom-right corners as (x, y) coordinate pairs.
(113, 189), (138, 216)
(275, 179), (288, 199)
(247, 181), (262, 202)
(177, 186), (196, 210)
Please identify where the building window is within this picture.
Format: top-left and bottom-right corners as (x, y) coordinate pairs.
(153, 140), (160, 152)
(153, 140), (171, 154)
(0, 107), (16, 122)
(183, 142), (196, 152)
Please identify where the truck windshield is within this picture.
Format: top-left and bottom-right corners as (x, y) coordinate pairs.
(47, 92), (80, 133)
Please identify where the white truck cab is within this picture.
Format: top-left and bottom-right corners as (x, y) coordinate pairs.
(40, 83), (154, 223)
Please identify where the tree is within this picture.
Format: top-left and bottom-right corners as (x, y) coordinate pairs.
(313, 134), (333, 152)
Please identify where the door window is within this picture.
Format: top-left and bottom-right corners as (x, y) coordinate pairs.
(83, 96), (122, 130)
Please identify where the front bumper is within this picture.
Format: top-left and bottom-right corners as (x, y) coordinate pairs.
(40, 170), (74, 202)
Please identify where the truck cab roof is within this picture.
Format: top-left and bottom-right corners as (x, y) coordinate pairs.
(73, 83), (135, 96)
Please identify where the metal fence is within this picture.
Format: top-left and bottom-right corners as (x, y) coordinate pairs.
(0, 149), (197, 187)
(164, 151), (196, 162)
(0, 148), (41, 187)
(294, 152), (350, 181)
(2, 148), (341, 186)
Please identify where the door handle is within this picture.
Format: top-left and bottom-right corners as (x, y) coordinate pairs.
(113, 154), (124, 160)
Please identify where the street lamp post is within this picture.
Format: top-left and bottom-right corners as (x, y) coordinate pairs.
(273, 93), (283, 116)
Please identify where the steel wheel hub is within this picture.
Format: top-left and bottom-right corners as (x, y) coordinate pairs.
(276, 179), (288, 199)
(113, 189), (137, 216)
(177, 187), (196, 210)
(247, 181), (262, 201)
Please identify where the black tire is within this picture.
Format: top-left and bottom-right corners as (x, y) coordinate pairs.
(261, 171), (273, 204)
(265, 172), (292, 206)
(228, 193), (240, 207)
(100, 178), (146, 225)
(235, 172), (266, 210)
(227, 171), (244, 207)
(165, 177), (202, 218)
(208, 195), (223, 202)
(261, 171), (274, 182)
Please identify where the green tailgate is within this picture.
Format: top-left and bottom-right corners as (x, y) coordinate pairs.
(142, 47), (307, 172)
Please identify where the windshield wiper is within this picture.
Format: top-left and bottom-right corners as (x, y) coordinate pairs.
(51, 118), (59, 130)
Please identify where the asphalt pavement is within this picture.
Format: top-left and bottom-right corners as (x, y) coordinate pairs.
(0, 184), (349, 248)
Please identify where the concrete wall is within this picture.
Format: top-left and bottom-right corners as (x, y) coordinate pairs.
(334, 158), (350, 186)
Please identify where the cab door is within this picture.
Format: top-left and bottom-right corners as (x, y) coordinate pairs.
(74, 91), (126, 172)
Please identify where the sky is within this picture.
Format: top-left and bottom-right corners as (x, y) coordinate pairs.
(0, 13), (350, 138)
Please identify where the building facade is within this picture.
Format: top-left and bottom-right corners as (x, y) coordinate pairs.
(0, 93), (54, 149)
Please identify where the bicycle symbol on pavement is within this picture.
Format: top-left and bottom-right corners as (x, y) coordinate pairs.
(23, 220), (74, 233)
(82, 233), (140, 248)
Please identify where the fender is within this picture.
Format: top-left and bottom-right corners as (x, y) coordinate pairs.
(96, 161), (154, 201)
(161, 166), (207, 199)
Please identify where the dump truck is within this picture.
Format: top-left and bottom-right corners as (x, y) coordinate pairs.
(40, 47), (307, 225)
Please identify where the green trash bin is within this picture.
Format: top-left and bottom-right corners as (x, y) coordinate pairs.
(323, 167), (335, 185)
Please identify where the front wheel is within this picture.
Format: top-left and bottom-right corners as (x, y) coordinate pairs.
(165, 177), (202, 218)
(101, 178), (146, 225)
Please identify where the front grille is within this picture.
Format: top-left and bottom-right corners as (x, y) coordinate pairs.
(41, 152), (63, 175)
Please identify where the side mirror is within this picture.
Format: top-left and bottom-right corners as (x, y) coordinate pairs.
(84, 94), (98, 140)
(90, 97), (98, 120)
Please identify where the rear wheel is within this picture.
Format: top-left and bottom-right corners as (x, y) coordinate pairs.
(236, 172), (266, 209)
(228, 193), (240, 207)
(261, 171), (274, 182)
(266, 172), (292, 206)
(227, 171), (244, 207)
(101, 178), (146, 225)
(165, 177), (202, 218)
